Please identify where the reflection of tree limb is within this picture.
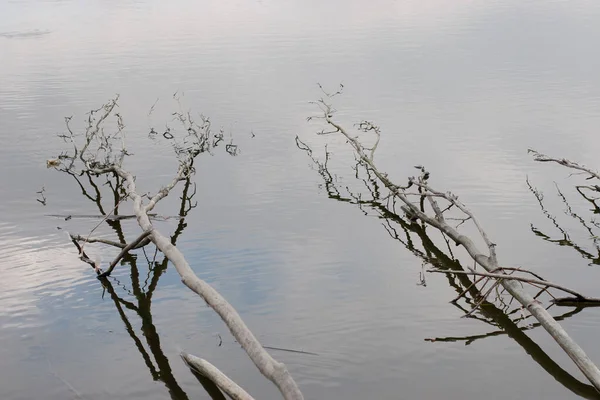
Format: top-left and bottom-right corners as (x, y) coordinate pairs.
(55, 98), (301, 399)
(187, 368), (228, 400)
(527, 173), (600, 265)
(555, 184), (600, 252)
(297, 135), (600, 399)
(428, 304), (600, 400)
(67, 172), (195, 399)
(295, 131), (600, 397)
(100, 230), (153, 277)
(428, 268), (599, 303)
(68, 190), (187, 396)
(301, 90), (600, 391)
(101, 278), (161, 380)
(576, 185), (600, 215)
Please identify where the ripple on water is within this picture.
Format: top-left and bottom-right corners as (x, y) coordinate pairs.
(0, 223), (94, 331)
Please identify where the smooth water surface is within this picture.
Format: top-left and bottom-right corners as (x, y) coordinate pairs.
(2, 1), (600, 399)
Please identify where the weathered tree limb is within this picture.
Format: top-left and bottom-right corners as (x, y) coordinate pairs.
(48, 213), (176, 221)
(181, 353), (256, 400)
(309, 94), (600, 391)
(70, 233), (152, 250)
(297, 135), (600, 398)
(70, 234), (128, 248)
(54, 99), (304, 400)
(303, 147), (600, 397)
(530, 149), (600, 180)
(66, 166), (205, 398)
(99, 230), (153, 277)
(103, 164), (303, 400)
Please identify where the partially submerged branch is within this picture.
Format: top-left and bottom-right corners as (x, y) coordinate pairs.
(51, 98), (303, 400)
(427, 268), (600, 305)
(99, 230), (153, 277)
(302, 87), (600, 391)
(298, 127), (600, 397)
(181, 353), (256, 400)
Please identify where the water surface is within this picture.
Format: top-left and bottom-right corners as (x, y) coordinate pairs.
(2, 1), (600, 399)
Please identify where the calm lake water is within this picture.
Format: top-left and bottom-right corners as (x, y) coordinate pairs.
(2, 0), (600, 399)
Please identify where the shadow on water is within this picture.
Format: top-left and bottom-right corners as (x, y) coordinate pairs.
(296, 137), (600, 399)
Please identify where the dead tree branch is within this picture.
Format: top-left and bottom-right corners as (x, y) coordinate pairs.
(298, 132), (600, 397)
(51, 97), (303, 400)
(304, 89), (600, 391)
(181, 353), (256, 400)
(70, 234), (131, 249)
(427, 268), (600, 305)
(530, 149), (600, 181)
(100, 230), (153, 277)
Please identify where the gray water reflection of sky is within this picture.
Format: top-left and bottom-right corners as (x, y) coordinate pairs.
(3, 1), (600, 399)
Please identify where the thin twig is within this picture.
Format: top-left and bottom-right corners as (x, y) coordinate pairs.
(427, 268), (587, 300)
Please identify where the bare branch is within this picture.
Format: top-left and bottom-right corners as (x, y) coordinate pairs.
(305, 94), (600, 391)
(99, 230), (153, 277)
(181, 353), (256, 400)
(70, 234), (128, 248)
(530, 149), (600, 181)
(54, 98), (303, 400)
(114, 164), (303, 399)
(427, 268), (595, 301)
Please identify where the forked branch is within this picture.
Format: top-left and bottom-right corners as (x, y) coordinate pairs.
(304, 88), (600, 391)
(51, 98), (303, 400)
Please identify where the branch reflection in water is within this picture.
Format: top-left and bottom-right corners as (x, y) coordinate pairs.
(296, 137), (600, 399)
(51, 101), (230, 399)
(527, 150), (600, 266)
(65, 163), (227, 399)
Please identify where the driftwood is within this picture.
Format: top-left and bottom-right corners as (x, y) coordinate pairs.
(181, 353), (256, 400)
(52, 98), (303, 400)
(302, 86), (600, 392)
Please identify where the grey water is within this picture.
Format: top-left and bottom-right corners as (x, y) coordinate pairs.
(2, 0), (600, 399)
